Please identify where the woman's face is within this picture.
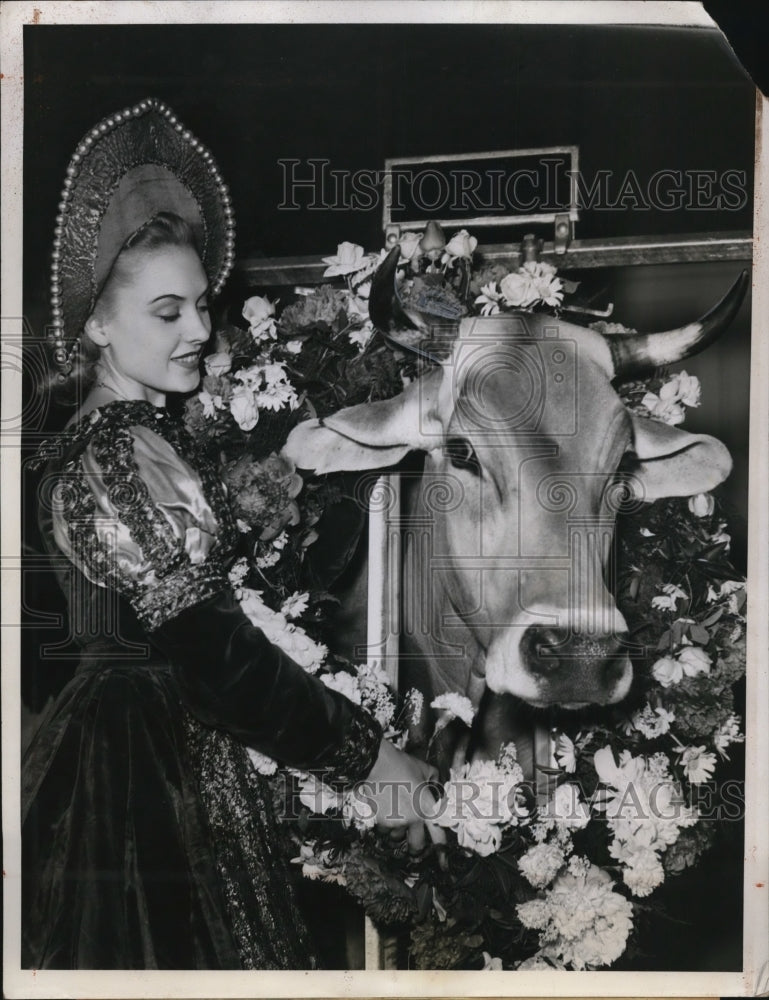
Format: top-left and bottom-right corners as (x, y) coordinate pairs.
(87, 244), (212, 404)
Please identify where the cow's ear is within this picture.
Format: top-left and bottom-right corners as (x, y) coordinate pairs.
(282, 368), (445, 474)
(626, 414), (732, 501)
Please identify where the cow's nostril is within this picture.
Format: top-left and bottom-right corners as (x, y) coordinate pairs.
(523, 625), (568, 674)
(521, 626), (631, 694)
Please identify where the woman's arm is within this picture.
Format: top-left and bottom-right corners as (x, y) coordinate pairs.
(152, 587), (382, 782)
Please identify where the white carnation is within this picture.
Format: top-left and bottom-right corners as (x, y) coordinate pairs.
(430, 692), (476, 727)
(246, 747), (278, 775)
(518, 842), (567, 888)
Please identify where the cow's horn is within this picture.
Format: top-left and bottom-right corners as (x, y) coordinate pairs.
(369, 244), (429, 335)
(607, 270), (749, 377)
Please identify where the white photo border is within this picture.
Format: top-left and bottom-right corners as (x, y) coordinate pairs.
(2, 2), (767, 997)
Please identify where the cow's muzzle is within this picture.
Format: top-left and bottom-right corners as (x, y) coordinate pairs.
(519, 625), (632, 707)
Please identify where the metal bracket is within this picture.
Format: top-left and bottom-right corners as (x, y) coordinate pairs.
(384, 223), (401, 249)
(520, 232), (544, 263)
(554, 213), (573, 254)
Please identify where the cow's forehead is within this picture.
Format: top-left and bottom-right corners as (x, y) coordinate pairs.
(444, 326), (629, 457)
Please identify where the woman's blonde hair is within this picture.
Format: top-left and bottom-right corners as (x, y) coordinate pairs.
(53, 212), (200, 404)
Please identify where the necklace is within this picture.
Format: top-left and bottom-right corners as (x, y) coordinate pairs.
(93, 378), (132, 401)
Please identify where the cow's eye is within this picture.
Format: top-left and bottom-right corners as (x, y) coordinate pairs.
(446, 436), (480, 474)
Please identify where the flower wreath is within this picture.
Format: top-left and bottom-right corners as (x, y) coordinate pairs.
(183, 227), (746, 971)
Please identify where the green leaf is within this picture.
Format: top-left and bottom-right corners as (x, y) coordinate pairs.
(689, 624), (710, 645)
(700, 607), (724, 627)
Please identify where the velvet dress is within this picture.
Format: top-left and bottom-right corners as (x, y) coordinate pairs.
(21, 399), (382, 969)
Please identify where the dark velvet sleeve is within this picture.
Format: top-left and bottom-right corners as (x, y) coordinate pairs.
(50, 413), (383, 786)
(151, 589), (382, 783)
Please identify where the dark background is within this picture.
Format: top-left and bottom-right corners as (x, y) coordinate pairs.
(20, 16), (756, 972)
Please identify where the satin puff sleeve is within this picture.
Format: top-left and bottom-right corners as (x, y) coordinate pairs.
(50, 412), (382, 783)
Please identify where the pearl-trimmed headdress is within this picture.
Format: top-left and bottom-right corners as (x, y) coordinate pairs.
(49, 97), (236, 379)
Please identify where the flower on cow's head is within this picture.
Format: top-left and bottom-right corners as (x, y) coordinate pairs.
(664, 370), (701, 408)
(398, 231), (424, 263)
(474, 282), (503, 316)
(640, 392), (685, 426)
(498, 261), (563, 310)
(442, 229), (478, 264)
(322, 241), (374, 277)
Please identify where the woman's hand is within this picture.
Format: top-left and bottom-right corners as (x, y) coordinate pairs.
(362, 738), (446, 854)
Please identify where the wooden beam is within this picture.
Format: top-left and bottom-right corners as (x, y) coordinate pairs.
(236, 230), (752, 287)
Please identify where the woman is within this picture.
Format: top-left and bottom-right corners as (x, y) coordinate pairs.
(22, 98), (438, 970)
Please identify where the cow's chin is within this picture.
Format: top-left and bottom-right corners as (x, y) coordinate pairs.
(484, 638), (633, 709)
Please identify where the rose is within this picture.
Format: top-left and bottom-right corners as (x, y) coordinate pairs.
(442, 229), (478, 262)
(662, 371), (701, 408)
(321, 241), (370, 276)
(243, 296), (274, 325)
(641, 391), (686, 426)
(688, 492), (715, 517)
(676, 372), (701, 407)
(499, 269), (541, 309)
(198, 389), (221, 419)
(398, 231), (423, 262)
(434, 757), (524, 855)
(229, 384), (259, 431)
(677, 644), (711, 678)
(204, 351), (232, 377)
(652, 655), (684, 687)
(242, 296), (278, 343)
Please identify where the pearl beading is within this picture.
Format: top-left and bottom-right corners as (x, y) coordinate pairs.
(49, 97), (236, 380)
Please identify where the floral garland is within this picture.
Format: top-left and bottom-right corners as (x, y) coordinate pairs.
(183, 226), (746, 971)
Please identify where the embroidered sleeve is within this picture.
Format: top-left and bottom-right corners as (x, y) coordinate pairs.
(51, 416), (234, 631)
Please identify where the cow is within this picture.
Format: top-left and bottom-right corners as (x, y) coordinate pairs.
(283, 249), (747, 777)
